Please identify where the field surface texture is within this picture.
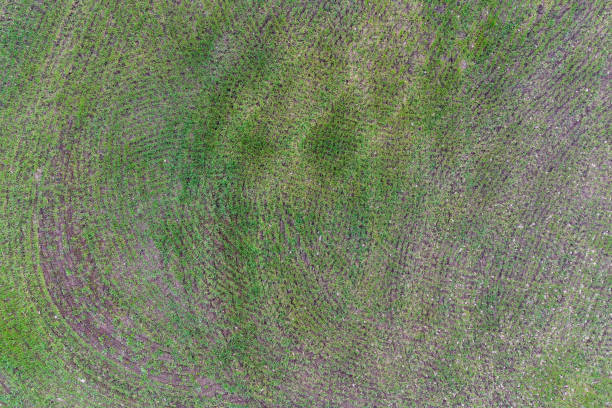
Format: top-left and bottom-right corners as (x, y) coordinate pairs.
(1, 0), (610, 407)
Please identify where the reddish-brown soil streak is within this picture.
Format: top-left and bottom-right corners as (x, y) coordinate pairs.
(0, 374), (10, 395)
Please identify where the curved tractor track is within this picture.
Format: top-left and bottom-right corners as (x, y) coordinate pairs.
(1, 0), (610, 407)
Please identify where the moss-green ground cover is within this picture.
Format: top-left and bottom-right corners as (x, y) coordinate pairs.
(1, 1), (610, 406)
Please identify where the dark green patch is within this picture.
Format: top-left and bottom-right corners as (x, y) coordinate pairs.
(302, 92), (362, 176)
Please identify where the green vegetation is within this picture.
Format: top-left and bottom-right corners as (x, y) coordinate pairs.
(1, 0), (610, 407)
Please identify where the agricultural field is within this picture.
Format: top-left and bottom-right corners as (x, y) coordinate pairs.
(0, 0), (610, 407)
